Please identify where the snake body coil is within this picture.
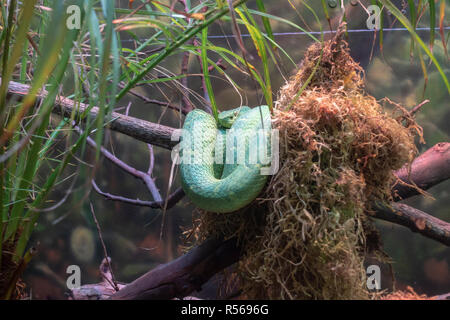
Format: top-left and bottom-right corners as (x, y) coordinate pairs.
(179, 106), (272, 213)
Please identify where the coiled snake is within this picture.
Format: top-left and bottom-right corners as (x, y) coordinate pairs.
(179, 105), (272, 213)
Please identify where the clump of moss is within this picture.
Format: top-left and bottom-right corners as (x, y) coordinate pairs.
(187, 29), (420, 299)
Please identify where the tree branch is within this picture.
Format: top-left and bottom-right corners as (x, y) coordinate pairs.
(393, 142), (450, 200)
(117, 81), (187, 115)
(92, 180), (184, 210)
(3, 78), (177, 150)
(70, 258), (126, 300)
(75, 125), (164, 201)
(110, 237), (240, 300)
(372, 202), (450, 246)
(367, 143), (450, 245)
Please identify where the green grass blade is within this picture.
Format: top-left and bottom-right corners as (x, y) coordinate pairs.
(4, 1), (80, 242)
(428, 0), (436, 52)
(201, 27), (218, 121)
(116, 0), (249, 101)
(379, 0), (450, 94)
(417, 47), (428, 99)
(438, 0), (448, 59)
(320, 0), (332, 31)
(237, 6), (272, 109)
(0, 0), (37, 121)
(255, 0), (275, 49)
(407, 0), (417, 57)
(246, 9), (319, 43)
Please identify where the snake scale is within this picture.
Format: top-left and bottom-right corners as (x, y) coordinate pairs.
(179, 105), (272, 213)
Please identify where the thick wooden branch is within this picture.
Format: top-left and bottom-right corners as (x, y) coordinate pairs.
(3, 79), (177, 150)
(393, 143), (450, 200)
(436, 293), (450, 300)
(109, 237), (240, 300)
(372, 202), (450, 246)
(370, 142), (450, 245)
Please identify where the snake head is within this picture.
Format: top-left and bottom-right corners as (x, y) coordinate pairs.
(218, 106), (251, 128)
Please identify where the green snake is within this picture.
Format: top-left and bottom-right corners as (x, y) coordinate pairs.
(179, 105), (272, 213)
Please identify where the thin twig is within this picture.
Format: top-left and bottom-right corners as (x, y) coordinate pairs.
(147, 144), (155, 175)
(92, 180), (184, 209)
(180, 47), (193, 112)
(118, 0), (151, 19)
(117, 82), (187, 115)
(179, 0), (194, 114)
(410, 99), (430, 115)
(74, 125), (163, 202)
(89, 202), (119, 291)
(193, 38), (212, 114)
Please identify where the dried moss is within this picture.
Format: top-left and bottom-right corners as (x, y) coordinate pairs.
(186, 31), (420, 300)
